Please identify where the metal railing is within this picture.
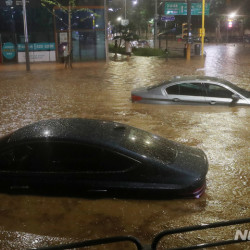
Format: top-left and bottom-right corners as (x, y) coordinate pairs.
(31, 217), (250, 250)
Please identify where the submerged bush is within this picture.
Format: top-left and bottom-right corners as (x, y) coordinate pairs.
(109, 44), (126, 54)
(109, 44), (166, 57)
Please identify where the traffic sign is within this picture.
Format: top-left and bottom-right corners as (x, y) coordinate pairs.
(161, 15), (175, 22)
(164, 2), (210, 15)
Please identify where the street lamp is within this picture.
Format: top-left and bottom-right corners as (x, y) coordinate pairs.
(22, 0), (30, 71)
(229, 12), (236, 19)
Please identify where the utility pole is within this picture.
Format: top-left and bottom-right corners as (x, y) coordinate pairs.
(104, 0), (109, 61)
(67, 2), (72, 68)
(154, 0), (158, 48)
(22, 0), (30, 71)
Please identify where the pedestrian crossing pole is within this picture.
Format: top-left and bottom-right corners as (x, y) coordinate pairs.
(154, 0), (158, 48)
(186, 0), (191, 60)
(22, 0), (30, 71)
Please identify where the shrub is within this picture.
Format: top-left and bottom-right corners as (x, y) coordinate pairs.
(109, 44), (126, 54)
(109, 44), (166, 57)
(132, 47), (166, 57)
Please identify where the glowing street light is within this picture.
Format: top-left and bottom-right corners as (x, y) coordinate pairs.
(228, 12), (236, 19)
(227, 12), (236, 29)
(117, 16), (122, 22)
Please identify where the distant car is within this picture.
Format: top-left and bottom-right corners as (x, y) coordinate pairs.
(137, 40), (150, 48)
(131, 76), (250, 106)
(0, 118), (208, 198)
(131, 40), (150, 48)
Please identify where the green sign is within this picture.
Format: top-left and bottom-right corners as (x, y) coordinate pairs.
(2, 42), (16, 60)
(165, 2), (210, 15)
(17, 43), (55, 52)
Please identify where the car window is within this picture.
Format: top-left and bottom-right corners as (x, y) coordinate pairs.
(166, 82), (203, 96)
(205, 83), (234, 98)
(0, 142), (139, 173)
(166, 84), (179, 94)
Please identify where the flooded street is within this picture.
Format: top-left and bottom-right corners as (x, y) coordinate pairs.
(0, 44), (249, 249)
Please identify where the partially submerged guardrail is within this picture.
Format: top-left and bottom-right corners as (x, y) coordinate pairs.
(32, 217), (250, 250)
(151, 217), (250, 250)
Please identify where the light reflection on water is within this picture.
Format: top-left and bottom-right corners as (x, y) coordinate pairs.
(0, 44), (249, 249)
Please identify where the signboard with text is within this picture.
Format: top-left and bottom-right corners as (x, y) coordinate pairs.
(2, 42), (16, 60)
(17, 43), (55, 52)
(165, 2), (210, 15)
(18, 51), (56, 63)
(0, 0), (39, 7)
(17, 43), (56, 63)
(161, 15), (175, 22)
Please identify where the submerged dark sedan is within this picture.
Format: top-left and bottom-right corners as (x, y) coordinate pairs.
(0, 118), (208, 198)
(131, 76), (250, 106)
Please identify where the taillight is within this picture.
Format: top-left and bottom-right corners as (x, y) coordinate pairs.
(131, 95), (142, 102)
(191, 183), (206, 198)
(181, 181), (206, 199)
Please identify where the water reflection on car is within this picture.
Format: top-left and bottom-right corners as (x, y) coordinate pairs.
(0, 118), (208, 198)
(131, 76), (250, 106)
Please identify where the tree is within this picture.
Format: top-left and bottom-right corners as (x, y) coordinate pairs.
(108, 0), (155, 39)
(113, 22), (138, 47)
(128, 0), (155, 38)
(41, 0), (97, 68)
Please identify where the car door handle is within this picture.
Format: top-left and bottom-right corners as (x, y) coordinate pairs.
(210, 101), (216, 105)
(173, 98), (180, 102)
(10, 185), (30, 190)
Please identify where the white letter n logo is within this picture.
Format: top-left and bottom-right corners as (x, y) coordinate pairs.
(234, 230), (250, 240)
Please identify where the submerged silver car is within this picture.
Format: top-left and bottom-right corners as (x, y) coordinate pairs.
(131, 76), (250, 106)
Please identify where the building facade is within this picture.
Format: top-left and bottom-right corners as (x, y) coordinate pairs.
(0, 0), (107, 64)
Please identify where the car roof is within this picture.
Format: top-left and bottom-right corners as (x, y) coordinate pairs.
(171, 75), (215, 82)
(147, 76), (222, 90)
(4, 118), (177, 164)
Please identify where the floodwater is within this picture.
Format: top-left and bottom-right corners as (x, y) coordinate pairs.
(0, 44), (249, 249)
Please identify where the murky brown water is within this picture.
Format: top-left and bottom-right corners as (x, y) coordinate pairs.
(0, 44), (249, 249)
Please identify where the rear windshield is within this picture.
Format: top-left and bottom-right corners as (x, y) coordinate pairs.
(119, 128), (177, 164)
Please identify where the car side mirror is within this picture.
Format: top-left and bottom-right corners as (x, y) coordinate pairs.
(230, 94), (240, 107)
(231, 94), (240, 102)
